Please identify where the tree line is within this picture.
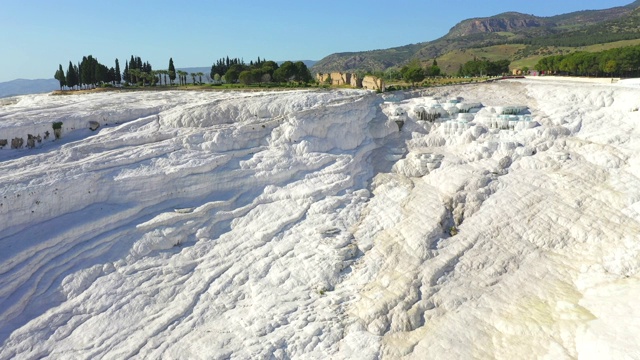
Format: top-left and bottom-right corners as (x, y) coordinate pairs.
(210, 57), (312, 85)
(374, 57), (510, 85)
(516, 12), (640, 48)
(54, 56), (121, 90)
(396, 59), (441, 86)
(518, 32), (640, 48)
(54, 55), (160, 89)
(457, 59), (510, 77)
(534, 45), (640, 77)
(55, 55), (313, 90)
(122, 56), (154, 85)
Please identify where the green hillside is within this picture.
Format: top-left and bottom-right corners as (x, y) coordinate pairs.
(311, 1), (640, 75)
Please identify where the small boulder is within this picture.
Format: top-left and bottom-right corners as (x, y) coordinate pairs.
(89, 121), (100, 131)
(26, 135), (36, 149)
(11, 137), (23, 149)
(498, 156), (512, 169)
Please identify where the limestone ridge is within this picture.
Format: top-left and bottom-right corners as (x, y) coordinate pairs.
(447, 2), (640, 38)
(446, 13), (548, 37)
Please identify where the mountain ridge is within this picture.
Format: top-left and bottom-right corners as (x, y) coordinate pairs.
(312, 1), (640, 74)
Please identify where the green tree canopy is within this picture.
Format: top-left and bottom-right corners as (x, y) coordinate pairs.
(274, 61), (296, 83)
(458, 59), (510, 77)
(534, 45), (640, 77)
(603, 60), (618, 74)
(261, 61), (279, 77)
(294, 61), (312, 83)
(400, 60), (425, 86)
(224, 64), (245, 83)
(238, 70), (253, 85)
(54, 64), (66, 90)
(425, 64), (441, 77)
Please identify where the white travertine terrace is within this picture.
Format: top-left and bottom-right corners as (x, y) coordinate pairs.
(1, 79), (640, 359)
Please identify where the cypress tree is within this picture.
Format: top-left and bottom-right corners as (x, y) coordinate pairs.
(95, 64), (108, 84)
(124, 62), (129, 83)
(115, 59), (121, 83)
(54, 64), (66, 90)
(168, 58), (176, 85)
(80, 55), (99, 86)
(76, 63), (82, 89)
(66, 62), (73, 90)
(108, 67), (116, 84)
(66, 61), (77, 89)
(80, 56), (89, 87)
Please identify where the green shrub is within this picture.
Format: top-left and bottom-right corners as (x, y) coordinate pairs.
(52, 122), (63, 139)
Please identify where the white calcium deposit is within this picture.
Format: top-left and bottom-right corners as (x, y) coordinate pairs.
(1, 80), (640, 359)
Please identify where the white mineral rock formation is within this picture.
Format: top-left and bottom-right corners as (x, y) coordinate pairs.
(1, 80), (640, 359)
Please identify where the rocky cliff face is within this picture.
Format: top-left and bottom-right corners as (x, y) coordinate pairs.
(447, 13), (549, 37)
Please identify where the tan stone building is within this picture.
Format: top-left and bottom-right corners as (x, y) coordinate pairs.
(350, 74), (362, 88)
(316, 73), (328, 83)
(317, 72), (353, 86)
(316, 72), (382, 90)
(362, 75), (384, 91)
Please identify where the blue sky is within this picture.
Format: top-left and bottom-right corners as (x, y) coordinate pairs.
(0, 0), (634, 82)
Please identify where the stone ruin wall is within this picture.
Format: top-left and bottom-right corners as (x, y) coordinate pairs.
(316, 72), (354, 86)
(316, 72), (380, 90)
(362, 76), (384, 91)
(350, 74), (362, 88)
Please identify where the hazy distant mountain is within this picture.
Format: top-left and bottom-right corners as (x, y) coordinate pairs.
(0, 78), (59, 98)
